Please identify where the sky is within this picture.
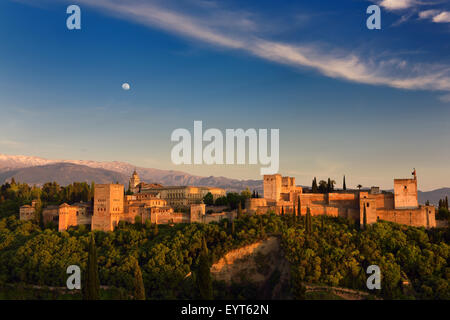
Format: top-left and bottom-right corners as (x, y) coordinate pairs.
(0, 0), (449, 191)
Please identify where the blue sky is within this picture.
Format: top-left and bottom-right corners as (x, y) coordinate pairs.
(0, 0), (449, 190)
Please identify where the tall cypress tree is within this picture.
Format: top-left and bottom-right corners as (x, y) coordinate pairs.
(312, 178), (318, 193)
(237, 202), (243, 219)
(231, 219), (235, 236)
(196, 238), (213, 300)
(343, 175), (346, 191)
(133, 258), (146, 300)
(308, 209), (312, 234)
(305, 207), (312, 235)
(292, 201), (296, 225)
(363, 205), (367, 230)
(297, 196), (301, 223)
(84, 233), (100, 300)
(281, 206), (284, 216)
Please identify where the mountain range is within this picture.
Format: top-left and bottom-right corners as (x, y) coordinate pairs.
(0, 154), (262, 192)
(0, 154), (448, 205)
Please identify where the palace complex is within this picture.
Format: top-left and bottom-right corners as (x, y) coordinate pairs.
(247, 170), (435, 228)
(19, 169), (436, 231)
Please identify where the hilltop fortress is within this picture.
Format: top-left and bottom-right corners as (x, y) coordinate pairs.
(19, 169), (436, 231)
(247, 170), (435, 228)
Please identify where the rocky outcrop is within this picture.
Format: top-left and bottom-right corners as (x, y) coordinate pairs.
(210, 237), (291, 299)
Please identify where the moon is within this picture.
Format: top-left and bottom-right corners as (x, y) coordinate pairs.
(122, 83), (130, 91)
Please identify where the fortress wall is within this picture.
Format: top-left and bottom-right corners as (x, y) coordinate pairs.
(374, 193), (394, 209)
(346, 208), (360, 220)
(376, 206), (436, 228)
(246, 198), (267, 212)
(300, 194), (327, 206)
(43, 207), (59, 224)
(77, 215), (92, 226)
(155, 212), (190, 224)
(309, 205), (339, 217)
(328, 193), (359, 208)
(360, 198), (378, 226)
(91, 214), (113, 231)
(58, 206), (78, 231)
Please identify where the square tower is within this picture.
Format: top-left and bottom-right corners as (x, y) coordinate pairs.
(92, 184), (124, 231)
(394, 178), (418, 209)
(263, 174), (282, 202)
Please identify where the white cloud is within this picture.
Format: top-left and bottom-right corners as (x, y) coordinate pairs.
(419, 9), (450, 23)
(379, 0), (417, 10)
(418, 9), (439, 19)
(42, 0), (450, 92)
(432, 11), (450, 23)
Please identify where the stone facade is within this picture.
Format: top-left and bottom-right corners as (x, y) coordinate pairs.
(249, 171), (436, 229)
(19, 200), (37, 221)
(58, 202), (92, 231)
(91, 184), (124, 232)
(42, 205), (59, 225)
(20, 169), (435, 231)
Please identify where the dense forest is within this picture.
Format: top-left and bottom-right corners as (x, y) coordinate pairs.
(281, 216), (450, 299)
(0, 212), (449, 299)
(0, 180), (449, 300)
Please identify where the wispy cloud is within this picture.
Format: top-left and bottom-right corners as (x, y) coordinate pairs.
(373, 0), (450, 25)
(378, 0), (420, 11)
(0, 139), (23, 147)
(439, 93), (450, 102)
(37, 0), (450, 91)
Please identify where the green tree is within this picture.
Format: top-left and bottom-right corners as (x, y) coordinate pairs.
(133, 258), (146, 300)
(196, 238), (212, 300)
(153, 223), (159, 237)
(203, 192), (214, 206)
(237, 202), (243, 219)
(84, 233), (100, 300)
(305, 207), (312, 235)
(343, 175), (346, 191)
(312, 178), (318, 193)
(318, 180), (327, 193)
(329, 179), (336, 191)
(134, 215), (142, 225)
(363, 205), (367, 229)
(292, 201), (296, 225)
(357, 184), (363, 190)
(240, 188), (252, 200)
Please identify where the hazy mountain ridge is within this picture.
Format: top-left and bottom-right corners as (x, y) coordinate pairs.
(418, 189), (450, 206)
(0, 154), (262, 192)
(0, 154), (448, 201)
(0, 163), (129, 187)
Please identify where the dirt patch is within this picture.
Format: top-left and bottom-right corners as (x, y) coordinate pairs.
(211, 237), (292, 299)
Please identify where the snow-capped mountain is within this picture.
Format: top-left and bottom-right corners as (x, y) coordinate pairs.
(0, 154), (263, 191)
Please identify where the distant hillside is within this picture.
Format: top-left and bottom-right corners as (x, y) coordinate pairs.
(418, 188), (450, 206)
(0, 154), (447, 198)
(0, 154), (262, 191)
(0, 163), (129, 186)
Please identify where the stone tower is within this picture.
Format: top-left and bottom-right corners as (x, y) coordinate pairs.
(129, 169), (140, 194)
(394, 169), (418, 209)
(91, 184), (124, 231)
